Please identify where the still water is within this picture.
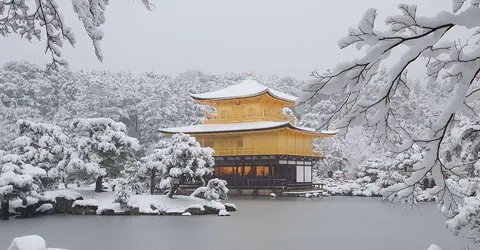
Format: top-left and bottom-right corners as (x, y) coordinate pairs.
(0, 196), (477, 250)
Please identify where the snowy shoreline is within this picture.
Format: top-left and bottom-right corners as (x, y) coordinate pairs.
(313, 179), (436, 202)
(3, 188), (236, 218)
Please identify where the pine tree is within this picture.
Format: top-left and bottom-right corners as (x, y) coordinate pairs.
(68, 118), (140, 192)
(160, 133), (215, 198)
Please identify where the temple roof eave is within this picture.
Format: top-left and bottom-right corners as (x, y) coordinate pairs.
(158, 121), (337, 137)
(189, 90), (296, 104)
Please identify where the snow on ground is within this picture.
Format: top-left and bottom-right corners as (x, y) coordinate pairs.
(72, 199), (98, 207)
(128, 194), (218, 214)
(319, 179), (435, 201)
(28, 187), (230, 215)
(42, 189), (82, 201)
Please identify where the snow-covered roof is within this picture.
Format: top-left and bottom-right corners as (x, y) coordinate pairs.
(158, 121), (335, 135)
(190, 76), (297, 103)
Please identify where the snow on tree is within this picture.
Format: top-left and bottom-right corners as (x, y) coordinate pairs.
(6, 120), (71, 188)
(0, 152), (45, 220)
(0, 1), (153, 72)
(114, 178), (133, 208)
(160, 133), (215, 198)
(440, 117), (480, 241)
(190, 178), (229, 201)
(297, 0), (480, 241)
(67, 118), (140, 192)
(0, 62), (62, 147)
(138, 141), (169, 195)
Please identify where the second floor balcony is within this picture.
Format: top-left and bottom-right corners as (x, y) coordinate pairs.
(204, 112), (296, 124)
(211, 147), (323, 158)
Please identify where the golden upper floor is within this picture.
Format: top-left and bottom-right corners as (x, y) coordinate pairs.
(190, 74), (297, 124)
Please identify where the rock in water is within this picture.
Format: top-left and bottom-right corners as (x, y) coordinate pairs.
(203, 201), (225, 214)
(218, 209), (230, 216)
(8, 235), (46, 250)
(269, 193), (276, 197)
(426, 244), (442, 250)
(224, 203), (237, 212)
(184, 205), (206, 215)
(35, 204), (54, 215)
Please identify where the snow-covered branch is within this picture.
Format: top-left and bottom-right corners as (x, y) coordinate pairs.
(0, 0), (152, 72)
(298, 0), (480, 227)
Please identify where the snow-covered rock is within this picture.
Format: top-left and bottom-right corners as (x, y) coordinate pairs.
(42, 189), (83, 202)
(72, 199), (99, 215)
(203, 201), (226, 214)
(8, 235), (46, 250)
(72, 199), (98, 207)
(224, 203), (237, 211)
(426, 244), (442, 250)
(35, 204), (54, 214)
(269, 193), (276, 197)
(184, 204), (205, 215)
(218, 209), (230, 216)
(181, 212), (191, 216)
(7, 235), (66, 250)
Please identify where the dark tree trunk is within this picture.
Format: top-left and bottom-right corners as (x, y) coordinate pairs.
(150, 170), (156, 195)
(167, 177), (183, 198)
(95, 176), (104, 192)
(167, 184), (179, 198)
(1, 200), (9, 220)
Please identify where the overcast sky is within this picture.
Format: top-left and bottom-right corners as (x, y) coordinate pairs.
(0, 0), (451, 79)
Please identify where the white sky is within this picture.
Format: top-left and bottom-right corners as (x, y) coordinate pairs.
(0, 0), (452, 79)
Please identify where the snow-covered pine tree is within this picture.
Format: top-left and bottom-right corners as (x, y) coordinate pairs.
(7, 120), (71, 188)
(0, 152), (45, 220)
(68, 118), (140, 192)
(138, 141), (169, 195)
(160, 133), (215, 198)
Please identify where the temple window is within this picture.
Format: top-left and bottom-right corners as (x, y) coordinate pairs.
(204, 140), (214, 148)
(255, 166), (269, 176)
(216, 167), (235, 176)
(244, 166), (253, 177)
(236, 138), (243, 148)
(220, 110), (228, 119)
(248, 108), (255, 118)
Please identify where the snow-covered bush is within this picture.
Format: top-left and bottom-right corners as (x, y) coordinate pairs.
(114, 179), (133, 207)
(191, 178), (229, 201)
(0, 153), (45, 219)
(160, 133), (215, 198)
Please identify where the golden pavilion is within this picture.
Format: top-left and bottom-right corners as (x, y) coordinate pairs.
(159, 73), (335, 190)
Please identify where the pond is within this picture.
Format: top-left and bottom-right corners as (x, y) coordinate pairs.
(0, 196), (477, 250)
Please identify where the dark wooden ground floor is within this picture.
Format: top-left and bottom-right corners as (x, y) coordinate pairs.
(209, 154), (318, 190)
